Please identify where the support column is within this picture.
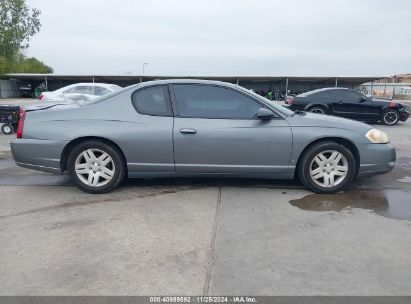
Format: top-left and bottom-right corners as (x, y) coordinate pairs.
(45, 76), (48, 90)
(236, 78), (239, 85)
(370, 80), (374, 97)
(285, 77), (289, 96)
(335, 78), (338, 87)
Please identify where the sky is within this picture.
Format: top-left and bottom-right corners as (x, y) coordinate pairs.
(25, 0), (411, 76)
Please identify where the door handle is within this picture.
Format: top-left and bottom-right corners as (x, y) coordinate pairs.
(179, 128), (197, 135)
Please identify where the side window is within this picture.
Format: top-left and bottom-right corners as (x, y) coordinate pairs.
(94, 86), (111, 96)
(65, 85), (93, 95)
(173, 84), (263, 119)
(312, 91), (332, 100)
(337, 90), (363, 102)
(132, 86), (172, 116)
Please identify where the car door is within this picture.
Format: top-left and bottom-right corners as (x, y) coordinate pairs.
(126, 85), (175, 173)
(171, 84), (293, 174)
(331, 89), (377, 120)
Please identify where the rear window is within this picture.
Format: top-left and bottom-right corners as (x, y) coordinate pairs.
(109, 85), (122, 91)
(131, 86), (172, 116)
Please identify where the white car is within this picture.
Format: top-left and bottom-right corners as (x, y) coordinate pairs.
(39, 83), (121, 102)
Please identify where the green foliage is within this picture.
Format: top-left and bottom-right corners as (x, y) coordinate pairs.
(0, 0), (52, 74)
(11, 54), (53, 73)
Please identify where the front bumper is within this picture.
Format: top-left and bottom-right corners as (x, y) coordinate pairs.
(357, 143), (396, 177)
(11, 138), (67, 174)
(399, 110), (409, 122)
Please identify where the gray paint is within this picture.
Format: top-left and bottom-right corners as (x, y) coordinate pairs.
(11, 79), (395, 182)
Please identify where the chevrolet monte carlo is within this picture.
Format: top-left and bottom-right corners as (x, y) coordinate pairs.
(11, 80), (395, 194)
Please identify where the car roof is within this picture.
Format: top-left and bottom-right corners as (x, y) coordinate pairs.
(139, 79), (236, 86)
(298, 87), (349, 96)
(136, 79), (245, 93)
(70, 83), (118, 87)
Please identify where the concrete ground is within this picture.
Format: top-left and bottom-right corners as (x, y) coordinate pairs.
(0, 99), (411, 295)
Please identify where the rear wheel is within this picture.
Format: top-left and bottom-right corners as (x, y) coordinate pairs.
(381, 109), (399, 125)
(308, 106), (327, 114)
(298, 141), (356, 194)
(1, 124), (14, 135)
(67, 141), (126, 194)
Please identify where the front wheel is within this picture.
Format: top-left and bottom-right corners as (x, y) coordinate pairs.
(298, 142), (356, 194)
(381, 109), (399, 125)
(67, 141), (126, 194)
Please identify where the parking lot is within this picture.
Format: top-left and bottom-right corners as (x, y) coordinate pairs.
(0, 99), (411, 295)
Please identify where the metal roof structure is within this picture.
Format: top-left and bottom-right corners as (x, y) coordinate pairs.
(3, 73), (381, 85)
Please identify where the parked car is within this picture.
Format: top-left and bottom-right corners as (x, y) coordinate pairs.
(11, 80), (395, 194)
(285, 87), (409, 125)
(39, 83), (121, 102)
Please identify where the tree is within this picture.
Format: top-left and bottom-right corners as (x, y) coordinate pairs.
(0, 0), (52, 74)
(11, 53), (53, 73)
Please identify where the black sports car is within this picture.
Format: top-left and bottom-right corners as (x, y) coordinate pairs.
(285, 88), (409, 125)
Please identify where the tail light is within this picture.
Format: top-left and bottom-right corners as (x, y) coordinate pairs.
(389, 101), (396, 108)
(38, 94), (44, 100)
(16, 108), (26, 139)
(286, 96), (294, 105)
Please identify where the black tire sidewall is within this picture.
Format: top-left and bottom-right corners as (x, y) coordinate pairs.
(68, 141), (126, 194)
(298, 142), (356, 194)
(381, 109), (399, 125)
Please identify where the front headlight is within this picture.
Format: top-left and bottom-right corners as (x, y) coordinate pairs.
(366, 128), (389, 144)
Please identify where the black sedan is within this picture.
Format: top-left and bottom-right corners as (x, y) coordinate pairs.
(285, 88), (409, 125)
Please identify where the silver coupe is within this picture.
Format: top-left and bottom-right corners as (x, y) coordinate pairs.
(11, 80), (395, 194)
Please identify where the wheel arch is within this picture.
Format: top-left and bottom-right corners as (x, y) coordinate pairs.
(304, 103), (331, 112)
(60, 136), (127, 172)
(295, 137), (360, 178)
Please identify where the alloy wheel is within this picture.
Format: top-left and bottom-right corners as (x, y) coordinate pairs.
(309, 150), (349, 188)
(75, 148), (115, 187)
(383, 111), (399, 125)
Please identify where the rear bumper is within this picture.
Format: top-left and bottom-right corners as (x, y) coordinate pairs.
(10, 138), (67, 174)
(357, 143), (396, 177)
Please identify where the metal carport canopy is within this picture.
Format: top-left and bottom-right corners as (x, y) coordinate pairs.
(3, 73), (381, 86)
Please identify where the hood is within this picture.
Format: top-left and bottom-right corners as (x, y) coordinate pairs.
(287, 112), (371, 132)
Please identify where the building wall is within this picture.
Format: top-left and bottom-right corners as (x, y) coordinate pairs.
(0, 80), (20, 98)
(359, 82), (411, 100)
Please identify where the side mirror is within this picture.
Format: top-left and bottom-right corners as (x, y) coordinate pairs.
(359, 96), (367, 102)
(256, 108), (274, 120)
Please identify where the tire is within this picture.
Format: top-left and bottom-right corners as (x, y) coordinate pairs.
(308, 106), (327, 114)
(67, 140), (126, 194)
(297, 141), (356, 194)
(1, 124), (14, 135)
(381, 109), (400, 125)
